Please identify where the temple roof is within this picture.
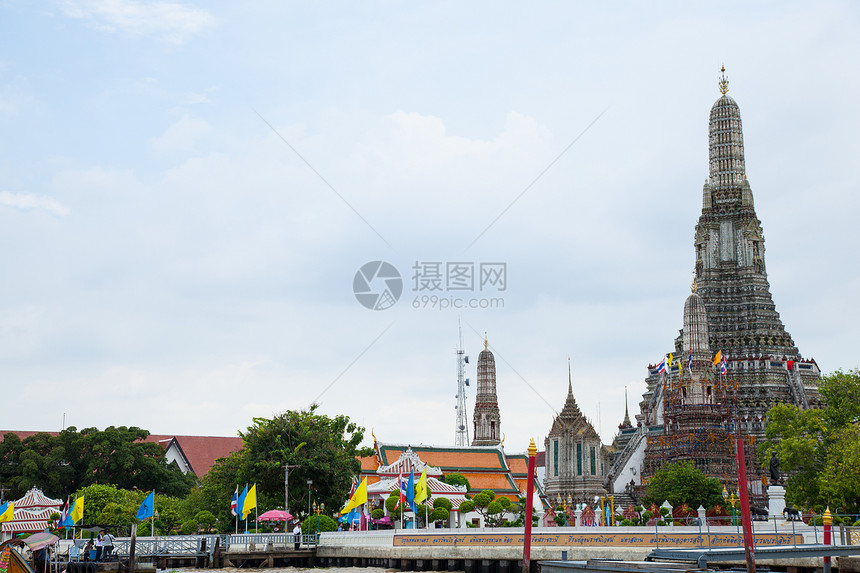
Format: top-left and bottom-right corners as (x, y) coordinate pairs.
(360, 442), (532, 499)
(14, 486), (62, 509)
(548, 367), (599, 439)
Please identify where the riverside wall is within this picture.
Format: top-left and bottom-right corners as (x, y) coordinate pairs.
(316, 526), (827, 567)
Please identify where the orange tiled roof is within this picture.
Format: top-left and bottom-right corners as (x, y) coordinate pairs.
(359, 455), (379, 472)
(506, 455), (529, 475)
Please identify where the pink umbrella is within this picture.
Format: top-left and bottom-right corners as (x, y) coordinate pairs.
(256, 510), (293, 522)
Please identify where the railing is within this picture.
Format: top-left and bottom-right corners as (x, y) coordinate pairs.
(225, 533), (318, 550)
(607, 424), (646, 480)
(69, 536), (219, 558)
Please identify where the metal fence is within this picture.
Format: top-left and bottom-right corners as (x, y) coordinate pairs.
(69, 535), (218, 558)
(224, 532), (318, 550)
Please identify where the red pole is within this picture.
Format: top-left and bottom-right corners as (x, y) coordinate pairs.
(735, 438), (756, 573)
(823, 507), (832, 573)
(522, 439), (537, 573)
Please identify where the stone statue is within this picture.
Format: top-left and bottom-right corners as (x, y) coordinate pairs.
(769, 451), (780, 484)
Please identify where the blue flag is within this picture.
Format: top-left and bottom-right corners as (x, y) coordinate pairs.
(406, 470), (416, 513)
(236, 485), (248, 519)
(60, 498), (74, 527)
(136, 491), (155, 520)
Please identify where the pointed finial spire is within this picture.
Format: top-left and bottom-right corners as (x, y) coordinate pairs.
(623, 386), (631, 426)
(718, 64), (729, 95)
(568, 357), (573, 393)
(484, 331), (488, 350)
(691, 275), (698, 293)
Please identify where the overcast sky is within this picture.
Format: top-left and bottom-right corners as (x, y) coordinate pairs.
(1, 1), (858, 456)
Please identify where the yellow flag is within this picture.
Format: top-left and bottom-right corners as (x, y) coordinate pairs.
(242, 484), (257, 519)
(340, 478), (368, 515)
(71, 496), (84, 524)
(414, 468), (429, 504)
(0, 501), (13, 523)
(678, 360), (683, 376)
(713, 350), (722, 366)
(668, 353), (673, 367)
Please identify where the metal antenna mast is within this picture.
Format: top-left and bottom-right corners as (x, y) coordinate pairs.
(455, 320), (470, 446)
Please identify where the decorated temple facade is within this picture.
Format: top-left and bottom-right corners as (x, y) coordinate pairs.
(544, 363), (608, 506)
(0, 487), (62, 540)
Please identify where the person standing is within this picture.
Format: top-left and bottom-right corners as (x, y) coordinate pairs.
(95, 532), (104, 562)
(102, 531), (114, 560)
(292, 523), (301, 550)
(33, 546), (50, 573)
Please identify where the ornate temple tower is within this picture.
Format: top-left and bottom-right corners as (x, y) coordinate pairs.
(642, 281), (752, 490)
(472, 334), (501, 446)
(544, 362), (606, 504)
(609, 69), (821, 500)
(692, 67), (821, 430)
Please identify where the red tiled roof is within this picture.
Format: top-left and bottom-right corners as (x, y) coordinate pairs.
(146, 435), (243, 477)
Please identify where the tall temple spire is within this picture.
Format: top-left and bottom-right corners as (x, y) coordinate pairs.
(708, 67), (746, 190)
(472, 332), (501, 446)
(691, 68), (819, 419)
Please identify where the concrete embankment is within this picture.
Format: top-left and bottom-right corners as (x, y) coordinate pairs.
(316, 526), (834, 571)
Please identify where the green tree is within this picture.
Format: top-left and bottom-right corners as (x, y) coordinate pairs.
(200, 405), (372, 527)
(441, 473), (471, 492)
(0, 427), (195, 499)
(195, 511), (217, 532)
(763, 368), (860, 513)
(644, 461), (723, 511)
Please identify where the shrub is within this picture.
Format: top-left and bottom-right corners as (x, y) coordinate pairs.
(433, 498), (453, 511)
(302, 514), (338, 534)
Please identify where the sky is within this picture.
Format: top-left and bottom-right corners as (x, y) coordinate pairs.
(1, 1), (858, 455)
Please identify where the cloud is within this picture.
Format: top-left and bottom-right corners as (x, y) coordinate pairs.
(61, 0), (213, 44)
(149, 115), (212, 154)
(0, 191), (69, 216)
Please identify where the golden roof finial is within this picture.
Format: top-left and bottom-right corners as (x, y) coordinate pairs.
(484, 331), (488, 350)
(719, 64), (729, 95)
(691, 275), (699, 294)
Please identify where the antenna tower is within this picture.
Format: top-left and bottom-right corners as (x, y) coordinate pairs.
(455, 321), (470, 446)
